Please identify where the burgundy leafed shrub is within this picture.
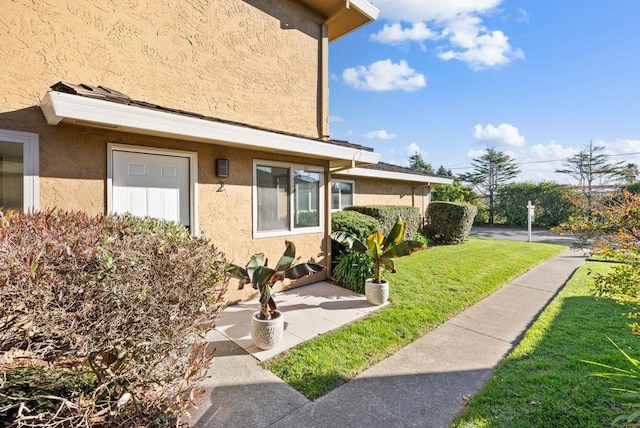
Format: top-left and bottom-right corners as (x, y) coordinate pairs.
(0, 209), (229, 427)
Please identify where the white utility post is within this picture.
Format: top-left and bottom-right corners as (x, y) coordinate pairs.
(527, 200), (535, 243)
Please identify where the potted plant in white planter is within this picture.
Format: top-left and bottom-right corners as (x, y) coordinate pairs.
(331, 218), (424, 305)
(228, 241), (324, 350)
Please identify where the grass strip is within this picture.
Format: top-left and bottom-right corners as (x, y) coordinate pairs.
(452, 261), (640, 427)
(264, 238), (565, 400)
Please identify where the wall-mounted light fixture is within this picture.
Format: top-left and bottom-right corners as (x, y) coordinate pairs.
(215, 158), (229, 178)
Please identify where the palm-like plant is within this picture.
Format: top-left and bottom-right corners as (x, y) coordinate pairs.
(228, 241), (324, 320)
(331, 218), (425, 284)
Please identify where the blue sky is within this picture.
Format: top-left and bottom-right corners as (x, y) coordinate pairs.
(328, 0), (640, 183)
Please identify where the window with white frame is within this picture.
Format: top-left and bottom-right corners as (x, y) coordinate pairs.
(254, 161), (323, 237)
(331, 179), (354, 211)
(0, 130), (39, 211)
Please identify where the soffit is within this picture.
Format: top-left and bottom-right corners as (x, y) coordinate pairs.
(298, 0), (379, 41)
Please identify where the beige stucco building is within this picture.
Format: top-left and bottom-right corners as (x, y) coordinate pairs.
(0, 0), (451, 301)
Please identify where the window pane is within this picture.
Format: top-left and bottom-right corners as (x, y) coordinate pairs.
(294, 169), (319, 228)
(256, 165), (289, 231)
(340, 182), (353, 208)
(331, 182), (340, 210)
(0, 141), (23, 210)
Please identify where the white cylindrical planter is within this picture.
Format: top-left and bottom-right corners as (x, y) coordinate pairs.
(250, 310), (284, 350)
(365, 279), (389, 306)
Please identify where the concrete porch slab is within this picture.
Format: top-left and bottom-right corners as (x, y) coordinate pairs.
(214, 281), (387, 361)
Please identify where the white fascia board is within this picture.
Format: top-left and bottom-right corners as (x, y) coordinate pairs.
(349, 0), (380, 20)
(41, 91), (380, 164)
(334, 167), (454, 185)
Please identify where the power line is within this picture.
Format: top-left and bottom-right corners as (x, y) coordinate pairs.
(448, 151), (640, 171)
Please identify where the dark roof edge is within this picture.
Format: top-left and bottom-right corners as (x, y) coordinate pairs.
(360, 162), (453, 180)
(49, 81), (375, 153)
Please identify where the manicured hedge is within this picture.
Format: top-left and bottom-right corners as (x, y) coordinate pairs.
(331, 210), (380, 241)
(345, 205), (420, 240)
(424, 202), (477, 244)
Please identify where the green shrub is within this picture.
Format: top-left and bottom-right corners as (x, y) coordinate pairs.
(625, 181), (640, 195)
(592, 262), (640, 298)
(473, 203), (490, 225)
(496, 182), (580, 227)
(0, 209), (229, 427)
(345, 205), (420, 239)
(331, 251), (374, 294)
(425, 202), (477, 244)
(331, 210), (380, 240)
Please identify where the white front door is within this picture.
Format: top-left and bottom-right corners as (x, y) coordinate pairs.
(111, 149), (191, 229)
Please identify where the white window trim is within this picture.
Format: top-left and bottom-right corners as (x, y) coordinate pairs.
(253, 159), (325, 239)
(0, 129), (39, 211)
(107, 143), (199, 235)
(330, 179), (355, 211)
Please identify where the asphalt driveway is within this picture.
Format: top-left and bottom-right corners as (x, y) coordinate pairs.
(470, 225), (578, 246)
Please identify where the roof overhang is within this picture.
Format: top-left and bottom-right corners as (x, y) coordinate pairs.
(333, 167), (455, 186)
(40, 91), (380, 168)
(299, 0), (379, 41)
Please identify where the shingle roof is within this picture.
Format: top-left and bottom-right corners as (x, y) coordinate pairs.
(49, 82), (374, 153)
(359, 161), (451, 180)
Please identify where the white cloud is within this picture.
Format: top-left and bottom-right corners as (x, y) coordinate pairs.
(364, 129), (398, 139)
(329, 115), (344, 123)
(466, 148), (486, 159)
(516, 8), (530, 23)
(516, 141), (579, 183)
(473, 123), (526, 146)
(343, 59), (426, 92)
(407, 142), (424, 155)
(437, 15), (524, 70)
(368, 1), (523, 71)
(370, 22), (439, 45)
(373, 0), (502, 22)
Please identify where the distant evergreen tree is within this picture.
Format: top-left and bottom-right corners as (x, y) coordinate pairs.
(556, 141), (624, 216)
(458, 147), (520, 224)
(409, 151), (435, 174)
(436, 165), (454, 178)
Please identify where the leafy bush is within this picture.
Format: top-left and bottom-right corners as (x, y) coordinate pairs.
(0, 210), (229, 427)
(424, 202), (477, 244)
(592, 263), (640, 298)
(331, 210), (380, 241)
(496, 182), (580, 227)
(431, 181), (476, 203)
(345, 205), (420, 239)
(625, 181), (640, 195)
(331, 251), (374, 294)
(473, 203), (490, 225)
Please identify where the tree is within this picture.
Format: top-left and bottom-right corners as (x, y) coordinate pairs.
(457, 147), (520, 224)
(555, 141), (624, 216)
(621, 163), (639, 184)
(409, 151), (435, 174)
(431, 181), (474, 203)
(436, 165), (454, 178)
(495, 182), (581, 227)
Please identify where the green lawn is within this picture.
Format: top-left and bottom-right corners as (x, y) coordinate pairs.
(452, 261), (640, 428)
(264, 238), (565, 400)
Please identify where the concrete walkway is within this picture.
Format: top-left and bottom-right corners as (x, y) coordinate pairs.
(187, 249), (586, 428)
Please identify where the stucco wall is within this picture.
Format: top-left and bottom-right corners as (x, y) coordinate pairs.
(337, 176), (431, 214)
(0, 0), (331, 302)
(26, 117), (327, 302)
(1, 0), (322, 138)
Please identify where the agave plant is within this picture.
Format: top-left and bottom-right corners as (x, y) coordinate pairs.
(331, 217), (425, 284)
(228, 241), (324, 320)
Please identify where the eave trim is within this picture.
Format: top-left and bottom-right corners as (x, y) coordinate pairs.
(40, 91), (380, 165)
